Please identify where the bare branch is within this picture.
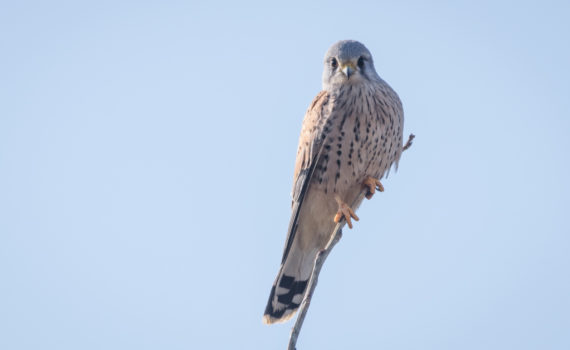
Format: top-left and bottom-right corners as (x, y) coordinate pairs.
(402, 133), (415, 151)
(287, 132), (414, 349)
(287, 191), (367, 350)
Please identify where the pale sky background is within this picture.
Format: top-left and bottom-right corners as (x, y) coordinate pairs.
(1, 1), (569, 349)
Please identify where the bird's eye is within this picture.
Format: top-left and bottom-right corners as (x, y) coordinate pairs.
(331, 58), (338, 69)
(357, 57), (365, 68)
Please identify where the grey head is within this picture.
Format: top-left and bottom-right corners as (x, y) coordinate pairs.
(322, 40), (381, 91)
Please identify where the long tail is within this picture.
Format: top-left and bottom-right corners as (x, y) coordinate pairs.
(263, 246), (317, 324)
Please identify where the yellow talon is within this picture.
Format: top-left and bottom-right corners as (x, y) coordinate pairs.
(334, 201), (359, 229)
(363, 176), (384, 200)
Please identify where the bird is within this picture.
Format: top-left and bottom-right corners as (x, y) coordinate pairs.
(263, 40), (407, 324)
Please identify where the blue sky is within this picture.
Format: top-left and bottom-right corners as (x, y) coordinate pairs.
(1, 1), (569, 349)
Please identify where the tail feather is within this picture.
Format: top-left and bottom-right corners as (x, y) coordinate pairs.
(263, 249), (317, 324)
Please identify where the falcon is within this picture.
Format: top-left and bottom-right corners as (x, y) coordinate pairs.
(263, 40), (407, 324)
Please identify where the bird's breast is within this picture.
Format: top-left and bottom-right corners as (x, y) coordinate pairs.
(311, 83), (403, 200)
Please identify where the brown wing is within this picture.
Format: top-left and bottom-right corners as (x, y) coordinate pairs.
(280, 90), (330, 263)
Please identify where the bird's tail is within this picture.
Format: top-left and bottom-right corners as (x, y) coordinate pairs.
(263, 247), (317, 324)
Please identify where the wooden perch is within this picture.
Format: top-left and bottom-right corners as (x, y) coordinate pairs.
(403, 133), (415, 151)
(287, 191), (364, 350)
(286, 133), (415, 350)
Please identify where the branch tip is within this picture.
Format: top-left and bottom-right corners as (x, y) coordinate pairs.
(403, 133), (415, 151)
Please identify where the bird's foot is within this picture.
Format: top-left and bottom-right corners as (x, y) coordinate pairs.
(363, 176), (384, 200)
(334, 201), (359, 229)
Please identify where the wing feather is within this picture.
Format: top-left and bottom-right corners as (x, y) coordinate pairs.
(280, 91), (330, 263)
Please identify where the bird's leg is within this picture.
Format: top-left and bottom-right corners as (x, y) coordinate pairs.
(363, 176), (384, 200)
(334, 196), (359, 229)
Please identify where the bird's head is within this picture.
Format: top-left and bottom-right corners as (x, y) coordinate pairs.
(322, 40), (380, 90)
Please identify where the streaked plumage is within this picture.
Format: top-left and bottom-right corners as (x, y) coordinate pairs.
(263, 40), (405, 324)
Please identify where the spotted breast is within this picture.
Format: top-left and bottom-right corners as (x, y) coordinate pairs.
(311, 80), (403, 201)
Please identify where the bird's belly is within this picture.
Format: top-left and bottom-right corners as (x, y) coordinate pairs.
(309, 82), (403, 203)
(311, 122), (397, 202)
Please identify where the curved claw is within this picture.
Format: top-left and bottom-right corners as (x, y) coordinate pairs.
(334, 202), (359, 229)
(363, 177), (384, 200)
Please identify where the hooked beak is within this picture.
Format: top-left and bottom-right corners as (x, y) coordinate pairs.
(341, 63), (355, 79)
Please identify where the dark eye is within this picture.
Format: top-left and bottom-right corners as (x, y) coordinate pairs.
(357, 57), (365, 68)
(330, 57), (338, 69)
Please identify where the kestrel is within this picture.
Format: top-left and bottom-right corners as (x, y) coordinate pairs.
(263, 40), (406, 324)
